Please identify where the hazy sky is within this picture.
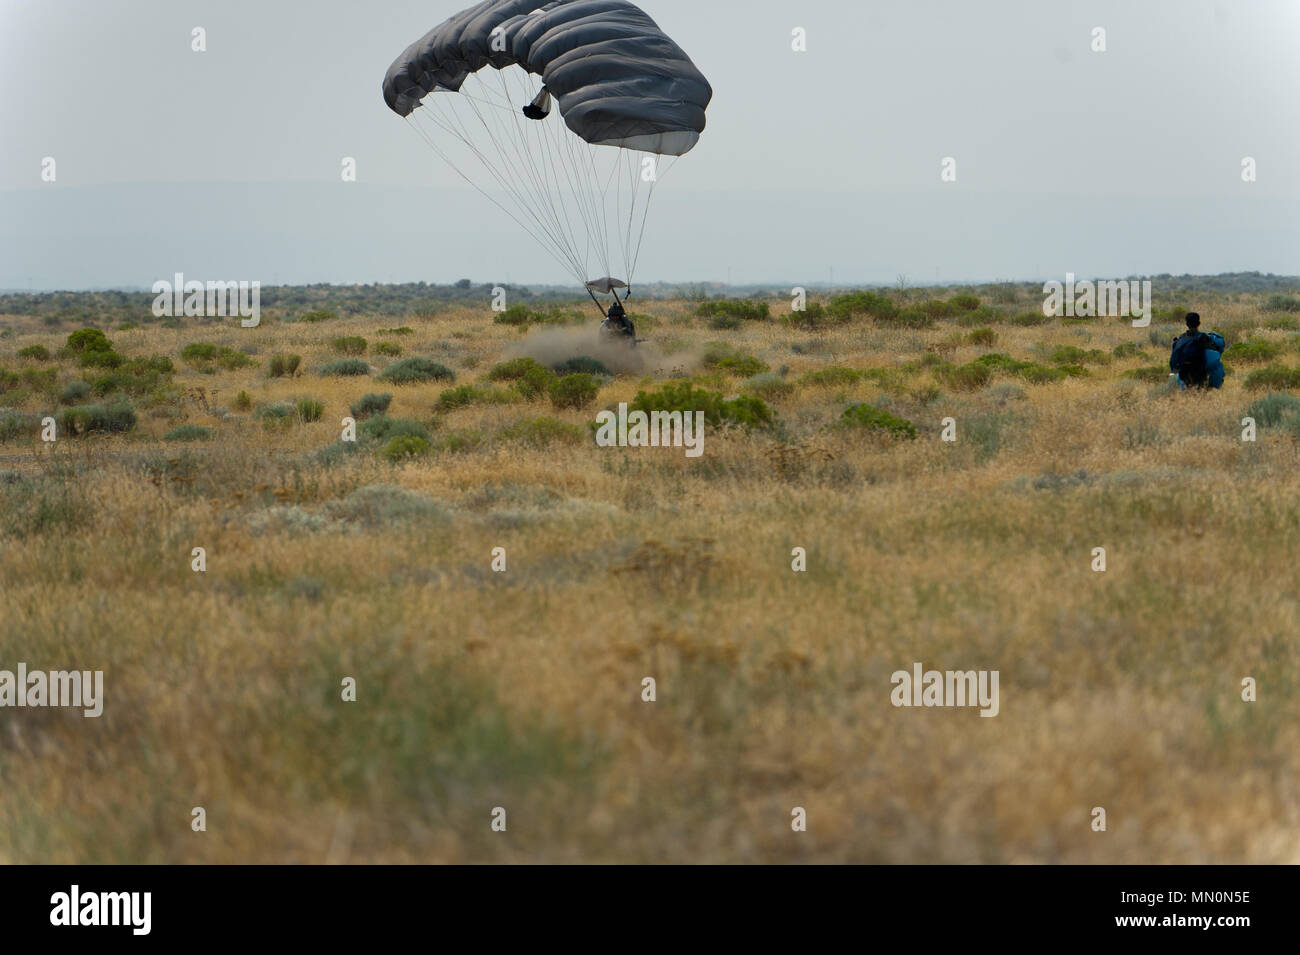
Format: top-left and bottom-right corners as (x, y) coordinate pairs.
(1, 0), (1297, 289)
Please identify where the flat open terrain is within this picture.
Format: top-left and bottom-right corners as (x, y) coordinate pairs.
(1, 286), (1298, 863)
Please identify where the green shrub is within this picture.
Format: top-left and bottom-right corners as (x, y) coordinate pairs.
(434, 428), (485, 453)
(626, 381), (774, 430)
(552, 356), (610, 376)
(512, 364), (558, 401)
(826, 291), (898, 323)
(1224, 341), (1281, 364)
(968, 328), (997, 346)
(1010, 311), (1052, 327)
(359, 416), (430, 443)
(949, 294), (981, 311)
(60, 381), (92, 405)
(256, 402), (294, 427)
(350, 393), (392, 419)
(549, 373), (600, 410)
(18, 344), (51, 361)
(376, 357), (454, 385)
(377, 327), (414, 336)
(180, 342), (218, 363)
(58, 401), (137, 435)
(880, 309), (934, 329)
(487, 357), (546, 382)
(702, 342), (769, 377)
(301, 310), (336, 323)
(435, 385), (482, 413)
(839, 403), (917, 439)
(1245, 392), (1300, 427)
(1264, 294), (1300, 312)
(1048, 345), (1110, 366)
(164, 424), (213, 442)
(383, 435), (432, 461)
(695, 299), (771, 321)
(493, 305), (580, 327)
(66, 328), (113, 355)
(321, 359), (371, 377)
(498, 416), (585, 448)
(799, 366), (865, 387)
(1112, 343), (1148, 359)
(234, 390), (252, 412)
(743, 372), (795, 400)
(1126, 365), (1172, 383)
(269, 354), (302, 378)
(80, 348), (125, 369)
(331, 336), (367, 356)
(0, 367), (59, 403)
(182, 342), (255, 372)
(373, 341), (402, 357)
(1244, 365), (1300, 392)
(935, 361), (993, 391)
(0, 410), (42, 441)
(296, 398), (325, 422)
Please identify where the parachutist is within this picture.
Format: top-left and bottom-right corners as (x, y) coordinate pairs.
(600, 300), (637, 344)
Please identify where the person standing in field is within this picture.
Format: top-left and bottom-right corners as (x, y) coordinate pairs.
(1169, 312), (1225, 389)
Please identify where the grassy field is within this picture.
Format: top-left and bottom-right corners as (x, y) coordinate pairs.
(1, 286), (1299, 863)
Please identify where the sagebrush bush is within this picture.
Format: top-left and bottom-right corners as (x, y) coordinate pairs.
(60, 381), (92, 405)
(743, 372), (795, 400)
(376, 357), (454, 384)
(321, 359), (371, 377)
(360, 416), (430, 443)
(372, 341), (402, 357)
(18, 344), (51, 361)
(1245, 392), (1300, 427)
(552, 356), (610, 376)
(349, 393), (392, 419)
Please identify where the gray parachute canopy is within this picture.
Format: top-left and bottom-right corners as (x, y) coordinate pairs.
(383, 0), (712, 156)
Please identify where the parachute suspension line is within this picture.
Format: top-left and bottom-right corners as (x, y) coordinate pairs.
(408, 106), (584, 284)
(628, 154), (677, 287)
(454, 78), (587, 282)
(501, 69), (585, 282)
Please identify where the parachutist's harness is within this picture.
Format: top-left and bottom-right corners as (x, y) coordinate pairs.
(593, 287), (637, 343)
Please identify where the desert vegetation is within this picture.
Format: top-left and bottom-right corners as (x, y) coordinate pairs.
(0, 276), (1297, 863)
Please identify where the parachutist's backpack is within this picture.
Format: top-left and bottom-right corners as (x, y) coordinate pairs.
(1171, 331), (1214, 386)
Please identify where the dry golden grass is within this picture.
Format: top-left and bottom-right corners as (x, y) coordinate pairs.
(1, 296), (1298, 863)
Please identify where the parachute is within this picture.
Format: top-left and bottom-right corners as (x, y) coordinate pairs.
(383, 0), (712, 296)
